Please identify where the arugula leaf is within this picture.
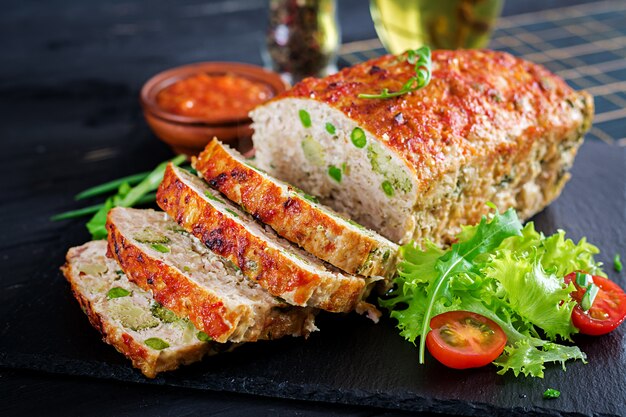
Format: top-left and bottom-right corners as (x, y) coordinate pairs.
(383, 206), (601, 377)
(417, 208), (522, 363)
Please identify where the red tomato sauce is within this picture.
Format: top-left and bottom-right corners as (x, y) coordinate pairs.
(156, 73), (273, 120)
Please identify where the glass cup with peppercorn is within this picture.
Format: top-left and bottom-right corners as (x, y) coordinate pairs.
(264, 0), (340, 85)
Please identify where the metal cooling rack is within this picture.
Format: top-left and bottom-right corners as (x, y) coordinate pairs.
(338, 0), (626, 146)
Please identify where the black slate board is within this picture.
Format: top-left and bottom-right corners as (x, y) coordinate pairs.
(1, 140), (625, 417)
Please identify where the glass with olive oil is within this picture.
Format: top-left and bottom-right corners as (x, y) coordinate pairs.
(370, 0), (504, 54)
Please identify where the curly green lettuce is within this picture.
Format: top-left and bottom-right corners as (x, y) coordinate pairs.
(381, 207), (604, 378)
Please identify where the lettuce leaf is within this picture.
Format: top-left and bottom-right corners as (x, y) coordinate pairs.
(383, 207), (601, 378)
(484, 252), (578, 341)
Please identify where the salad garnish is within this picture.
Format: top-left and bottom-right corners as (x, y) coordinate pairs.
(543, 388), (561, 399)
(381, 205), (609, 377)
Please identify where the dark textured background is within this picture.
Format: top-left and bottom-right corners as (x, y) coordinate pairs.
(1, 0), (624, 416)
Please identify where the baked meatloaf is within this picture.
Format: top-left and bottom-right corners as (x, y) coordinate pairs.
(251, 49), (594, 244)
(157, 164), (376, 314)
(106, 207), (317, 343)
(194, 138), (398, 278)
(61, 240), (225, 378)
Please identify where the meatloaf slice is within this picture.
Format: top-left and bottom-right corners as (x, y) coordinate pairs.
(251, 49), (594, 244)
(61, 240), (226, 378)
(157, 164), (374, 313)
(106, 207), (317, 343)
(194, 138), (398, 278)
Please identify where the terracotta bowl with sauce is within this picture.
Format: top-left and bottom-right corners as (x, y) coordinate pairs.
(141, 62), (288, 156)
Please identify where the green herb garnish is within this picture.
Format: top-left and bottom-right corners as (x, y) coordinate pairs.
(224, 208), (239, 218)
(51, 192), (157, 221)
(575, 271), (591, 287)
(83, 155), (187, 240)
(75, 171), (150, 200)
(358, 46), (432, 99)
(325, 122), (336, 134)
(614, 254), (623, 272)
(196, 331), (212, 342)
(107, 287), (131, 300)
(351, 127), (367, 148)
(151, 243), (170, 253)
(580, 283), (599, 311)
(328, 165), (342, 183)
(299, 109), (312, 128)
(381, 180), (394, 197)
(144, 337), (169, 350)
(204, 190), (225, 204)
(543, 389), (561, 399)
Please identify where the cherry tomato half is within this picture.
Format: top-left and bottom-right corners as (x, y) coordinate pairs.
(564, 272), (626, 336)
(426, 311), (507, 369)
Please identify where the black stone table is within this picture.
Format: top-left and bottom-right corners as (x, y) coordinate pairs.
(2, 1), (624, 416)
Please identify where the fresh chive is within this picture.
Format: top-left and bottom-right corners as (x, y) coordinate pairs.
(204, 190), (225, 204)
(575, 272), (591, 287)
(151, 243), (170, 253)
(144, 337), (169, 350)
(580, 283), (599, 311)
(74, 171), (150, 200)
(299, 109), (311, 128)
(86, 155), (186, 240)
(358, 46), (431, 99)
(51, 192), (158, 221)
(614, 254), (623, 272)
(347, 218), (366, 230)
(196, 331), (212, 342)
(106, 287), (131, 300)
(224, 208), (239, 218)
(328, 165), (342, 182)
(325, 122), (336, 134)
(381, 180), (394, 197)
(543, 389), (561, 399)
(183, 265), (191, 272)
(351, 127), (367, 148)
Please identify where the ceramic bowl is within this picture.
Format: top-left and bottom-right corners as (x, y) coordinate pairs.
(140, 62), (288, 156)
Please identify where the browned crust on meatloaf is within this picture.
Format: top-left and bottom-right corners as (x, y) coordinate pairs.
(61, 244), (213, 378)
(106, 211), (316, 342)
(279, 49), (593, 195)
(193, 138), (398, 277)
(156, 164), (366, 312)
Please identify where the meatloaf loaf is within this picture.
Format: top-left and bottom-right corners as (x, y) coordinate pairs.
(251, 49), (594, 244)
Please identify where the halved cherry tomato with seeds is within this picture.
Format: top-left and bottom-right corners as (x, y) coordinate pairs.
(426, 311), (507, 369)
(564, 272), (626, 336)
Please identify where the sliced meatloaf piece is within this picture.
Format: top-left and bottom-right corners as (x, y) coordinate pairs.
(61, 240), (225, 378)
(106, 207), (317, 343)
(157, 164), (374, 313)
(193, 138), (398, 278)
(251, 49), (594, 244)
